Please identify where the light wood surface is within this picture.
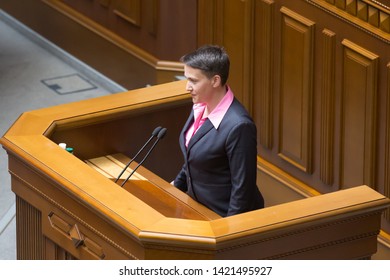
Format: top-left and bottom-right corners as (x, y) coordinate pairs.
(86, 153), (221, 220)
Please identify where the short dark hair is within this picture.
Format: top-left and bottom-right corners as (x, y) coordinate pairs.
(181, 45), (230, 85)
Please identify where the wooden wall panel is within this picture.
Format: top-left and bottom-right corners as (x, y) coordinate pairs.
(320, 29), (336, 185)
(310, 0), (390, 40)
(197, 0), (254, 109)
(197, 0), (217, 46)
(144, 0), (158, 36)
(218, 0), (254, 109)
(385, 62), (390, 222)
(278, 7), (315, 173)
(340, 39), (378, 189)
(253, 0), (274, 149)
(57, 0), (197, 61)
(112, 0), (141, 27)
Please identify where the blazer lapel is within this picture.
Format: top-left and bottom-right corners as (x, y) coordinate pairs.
(179, 111), (194, 155)
(187, 119), (214, 151)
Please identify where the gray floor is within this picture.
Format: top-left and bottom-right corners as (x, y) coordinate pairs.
(0, 10), (126, 260)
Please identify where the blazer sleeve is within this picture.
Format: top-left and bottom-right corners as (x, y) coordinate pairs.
(225, 121), (258, 216)
(174, 163), (188, 192)
(173, 110), (193, 193)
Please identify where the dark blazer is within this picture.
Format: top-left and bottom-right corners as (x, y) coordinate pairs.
(174, 98), (264, 217)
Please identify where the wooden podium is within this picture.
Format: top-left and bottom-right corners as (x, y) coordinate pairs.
(1, 80), (390, 259)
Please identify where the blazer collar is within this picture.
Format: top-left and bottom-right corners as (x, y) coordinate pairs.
(186, 118), (214, 151)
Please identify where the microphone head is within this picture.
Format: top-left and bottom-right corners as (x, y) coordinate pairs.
(157, 128), (167, 139)
(152, 126), (162, 136)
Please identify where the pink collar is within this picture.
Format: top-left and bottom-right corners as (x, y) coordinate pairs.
(193, 85), (234, 129)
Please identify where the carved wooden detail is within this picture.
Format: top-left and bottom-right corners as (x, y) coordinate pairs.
(16, 196), (45, 259)
(278, 7), (315, 173)
(340, 39), (378, 189)
(320, 29), (336, 185)
(309, 0), (390, 40)
(254, 0), (275, 150)
(113, 0), (141, 27)
(385, 62), (390, 222)
(335, 0), (346, 9)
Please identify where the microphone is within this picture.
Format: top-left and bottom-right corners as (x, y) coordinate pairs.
(121, 127), (167, 187)
(115, 126), (162, 183)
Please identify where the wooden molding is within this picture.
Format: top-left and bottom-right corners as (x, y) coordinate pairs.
(258, 157), (322, 198)
(308, 0), (390, 42)
(254, 0), (275, 150)
(16, 196), (44, 259)
(385, 62), (390, 222)
(379, 230), (390, 249)
(320, 29), (336, 185)
(42, 0), (183, 73)
(340, 39), (379, 189)
(278, 6), (315, 173)
(113, 0), (141, 27)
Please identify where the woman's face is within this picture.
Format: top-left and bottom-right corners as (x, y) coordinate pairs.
(184, 65), (216, 105)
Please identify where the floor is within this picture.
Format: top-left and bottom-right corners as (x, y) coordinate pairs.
(0, 10), (126, 260)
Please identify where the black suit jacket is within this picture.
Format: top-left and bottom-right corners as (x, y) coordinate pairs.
(174, 98), (264, 217)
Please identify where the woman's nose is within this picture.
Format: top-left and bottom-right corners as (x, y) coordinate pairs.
(186, 82), (192, 91)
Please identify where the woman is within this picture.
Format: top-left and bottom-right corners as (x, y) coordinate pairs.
(173, 45), (264, 217)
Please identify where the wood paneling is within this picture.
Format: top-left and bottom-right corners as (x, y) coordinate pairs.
(320, 29), (336, 185)
(113, 0), (141, 27)
(144, 0), (158, 36)
(197, 2), (390, 237)
(16, 196), (44, 259)
(254, 0), (275, 149)
(220, 0), (254, 109)
(57, 0), (197, 61)
(309, 0), (390, 40)
(385, 62), (390, 222)
(197, 0), (254, 109)
(340, 39), (378, 189)
(278, 7), (315, 173)
(197, 0), (217, 45)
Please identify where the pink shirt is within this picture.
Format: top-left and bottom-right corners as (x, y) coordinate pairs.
(185, 86), (234, 147)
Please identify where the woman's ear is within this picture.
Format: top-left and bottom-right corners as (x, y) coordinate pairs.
(211, 75), (222, 88)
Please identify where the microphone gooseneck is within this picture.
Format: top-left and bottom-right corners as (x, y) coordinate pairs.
(115, 126), (162, 183)
(121, 128), (167, 187)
